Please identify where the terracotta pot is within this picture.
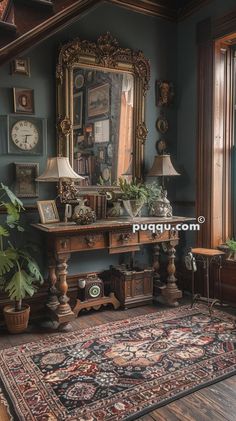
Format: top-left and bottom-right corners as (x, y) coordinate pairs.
(3, 304), (30, 334)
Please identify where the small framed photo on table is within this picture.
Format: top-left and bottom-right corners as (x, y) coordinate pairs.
(15, 162), (39, 198)
(37, 200), (60, 224)
(13, 87), (34, 114)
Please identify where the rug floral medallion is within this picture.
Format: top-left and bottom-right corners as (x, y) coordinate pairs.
(0, 305), (236, 421)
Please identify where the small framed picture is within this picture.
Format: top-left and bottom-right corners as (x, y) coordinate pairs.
(156, 80), (174, 107)
(13, 87), (34, 114)
(11, 58), (30, 76)
(73, 92), (83, 129)
(87, 83), (110, 119)
(37, 200), (60, 224)
(15, 162), (39, 198)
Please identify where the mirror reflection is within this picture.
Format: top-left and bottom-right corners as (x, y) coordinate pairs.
(72, 67), (134, 187)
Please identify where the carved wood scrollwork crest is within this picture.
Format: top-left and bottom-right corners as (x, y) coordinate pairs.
(57, 32), (150, 93)
(136, 123), (148, 145)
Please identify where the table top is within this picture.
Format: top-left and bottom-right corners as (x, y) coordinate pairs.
(191, 248), (225, 257)
(32, 216), (194, 234)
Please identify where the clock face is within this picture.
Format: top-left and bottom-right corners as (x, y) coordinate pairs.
(11, 120), (39, 151)
(89, 284), (101, 298)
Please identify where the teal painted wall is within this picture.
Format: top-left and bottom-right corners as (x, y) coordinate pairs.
(0, 3), (177, 274)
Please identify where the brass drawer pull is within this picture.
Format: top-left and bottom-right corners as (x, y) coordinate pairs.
(119, 233), (131, 243)
(85, 236), (95, 248)
(60, 239), (69, 249)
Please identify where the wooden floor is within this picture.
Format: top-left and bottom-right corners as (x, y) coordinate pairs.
(0, 304), (236, 421)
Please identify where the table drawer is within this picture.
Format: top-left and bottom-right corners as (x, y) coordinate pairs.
(109, 230), (139, 248)
(55, 237), (71, 252)
(55, 234), (106, 252)
(139, 229), (169, 243)
(70, 234), (106, 251)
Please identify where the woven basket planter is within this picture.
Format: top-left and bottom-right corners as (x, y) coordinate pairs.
(3, 304), (30, 334)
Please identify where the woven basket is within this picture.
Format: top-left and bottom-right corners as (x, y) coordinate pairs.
(3, 304), (30, 334)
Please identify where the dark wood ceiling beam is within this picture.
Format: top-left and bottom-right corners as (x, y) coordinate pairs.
(178, 0), (213, 20)
(15, 0), (54, 9)
(0, 20), (16, 32)
(0, 0), (216, 65)
(0, 0), (99, 64)
(108, 0), (177, 21)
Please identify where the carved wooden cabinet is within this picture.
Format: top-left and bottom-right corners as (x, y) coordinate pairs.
(108, 266), (153, 308)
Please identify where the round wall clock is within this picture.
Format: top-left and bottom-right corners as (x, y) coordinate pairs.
(11, 120), (39, 151)
(156, 116), (169, 134)
(3, 115), (46, 156)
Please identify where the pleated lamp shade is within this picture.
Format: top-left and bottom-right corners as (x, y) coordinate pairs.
(36, 157), (84, 182)
(148, 155), (180, 177)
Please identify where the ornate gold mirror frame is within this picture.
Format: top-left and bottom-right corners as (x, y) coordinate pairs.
(56, 33), (150, 201)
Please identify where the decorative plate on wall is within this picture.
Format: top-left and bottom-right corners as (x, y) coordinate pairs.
(101, 166), (111, 181)
(74, 74), (84, 89)
(156, 116), (169, 134)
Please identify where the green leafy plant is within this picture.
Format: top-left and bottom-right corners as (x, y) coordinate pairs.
(118, 178), (148, 201)
(226, 239), (236, 252)
(0, 183), (43, 312)
(144, 182), (162, 208)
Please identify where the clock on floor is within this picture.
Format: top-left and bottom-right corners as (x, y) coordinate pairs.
(78, 274), (104, 301)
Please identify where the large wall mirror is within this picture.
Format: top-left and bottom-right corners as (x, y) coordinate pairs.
(56, 33), (150, 200)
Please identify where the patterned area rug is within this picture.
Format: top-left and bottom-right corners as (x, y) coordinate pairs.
(0, 305), (236, 421)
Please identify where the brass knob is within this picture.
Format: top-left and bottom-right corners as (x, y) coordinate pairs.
(85, 236), (95, 248)
(60, 239), (68, 248)
(119, 233), (131, 243)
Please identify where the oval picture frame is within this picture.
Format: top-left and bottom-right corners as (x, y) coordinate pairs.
(156, 117), (169, 134)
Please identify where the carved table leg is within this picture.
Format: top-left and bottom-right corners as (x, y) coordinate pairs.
(161, 240), (182, 306)
(153, 243), (162, 301)
(47, 254), (60, 311)
(153, 243), (161, 280)
(55, 253), (75, 325)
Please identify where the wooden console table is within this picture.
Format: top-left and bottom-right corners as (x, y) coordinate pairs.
(32, 216), (192, 327)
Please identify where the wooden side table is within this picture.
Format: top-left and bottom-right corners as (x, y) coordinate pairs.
(191, 248), (225, 315)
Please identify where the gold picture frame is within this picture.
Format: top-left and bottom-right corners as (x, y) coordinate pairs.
(87, 83), (110, 119)
(13, 87), (35, 114)
(37, 200), (60, 224)
(11, 58), (30, 76)
(15, 162), (39, 198)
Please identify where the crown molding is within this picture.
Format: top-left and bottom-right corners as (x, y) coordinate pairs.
(108, 0), (177, 21)
(178, 0), (213, 20)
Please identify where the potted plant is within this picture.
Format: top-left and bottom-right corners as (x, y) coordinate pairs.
(225, 239), (236, 261)
(0, 183), (44, 333)
(118, 178), (148, 218)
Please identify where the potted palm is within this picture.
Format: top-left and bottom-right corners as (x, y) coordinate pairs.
(0, 183), (44, 333)
(118, 178), (148, 218)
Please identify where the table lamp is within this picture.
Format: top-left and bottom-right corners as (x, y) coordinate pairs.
(148, 154), (180, 217)
(36, 157), (84, 221)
